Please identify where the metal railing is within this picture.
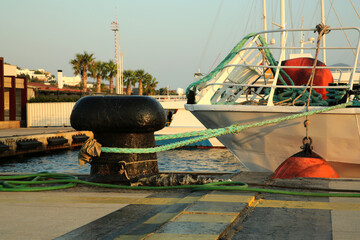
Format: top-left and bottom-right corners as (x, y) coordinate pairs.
(194, 27), (360, 105)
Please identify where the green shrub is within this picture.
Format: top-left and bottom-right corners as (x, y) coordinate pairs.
(28, 96), (81, 103)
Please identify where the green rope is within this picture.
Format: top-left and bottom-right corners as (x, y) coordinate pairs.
(1, 173), (360, 198)
(155, 128), (218, 141)
(103, 101), (353, 154)
(267, 87), (329, 106)
(186, 33), (257, 97)
(257, 35), (294, 86)
(186, 33), (294, 98)
(326, 87), (347, 105)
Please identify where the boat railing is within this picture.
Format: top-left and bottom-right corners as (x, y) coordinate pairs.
(222, 64), (358, 84)
(200, 82), (351, 91)
(198, 82), (355, 106)
(194, 27), (360, 105)
(197, 63), (358, 105)
(198, 63), (358, 89)
(224, 64), (355, 70)
(234, 46), (358, 51)
(253, 26), (360, 36)
(151, 95), (187, 101)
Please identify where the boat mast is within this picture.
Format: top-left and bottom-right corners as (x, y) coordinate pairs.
(268, 0), (286, 106)
(280, 0), (285, 48)
(321, 0), (327, 64)
(263, 0), (267, 43)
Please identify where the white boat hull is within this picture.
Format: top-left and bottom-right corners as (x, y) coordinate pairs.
(185, 104), (360, 177)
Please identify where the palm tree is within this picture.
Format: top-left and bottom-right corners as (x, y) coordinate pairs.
(88, 61), (106, 93)
(143, 73), (158, 95)
(143, 75), (151, 95)
(104, 60), (117, 94)
(123, 70), (136, 95)
(135, 69), (146, 95)
(100, 63), (109, 93)
(149, 77), (158, 95)
(70, 51), (95, 91)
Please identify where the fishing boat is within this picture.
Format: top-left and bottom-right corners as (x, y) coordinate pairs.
(185, 1), (360, 177)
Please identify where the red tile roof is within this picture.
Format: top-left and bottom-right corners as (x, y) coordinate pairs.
(28, 82), (86, 92)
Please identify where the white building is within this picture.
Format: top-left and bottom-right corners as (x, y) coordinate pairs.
(57, 70), (81, 88)
(176, 88), (184, 95)
(17, 68), (48, 81)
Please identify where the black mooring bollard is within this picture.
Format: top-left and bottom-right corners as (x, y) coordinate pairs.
(70, 96), (166, 183)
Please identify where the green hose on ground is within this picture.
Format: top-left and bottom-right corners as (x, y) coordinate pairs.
(1, 172), (360, 198)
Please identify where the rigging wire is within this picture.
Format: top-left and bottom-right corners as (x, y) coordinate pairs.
(197, 0), (224, 71)
(303, 1), (320, 42)
(326, 0), (333, 20)
(267, 0), (278, 42)
(207, 53), (222, 74)
(349, 0), (360, 19)
(220, 1), (252, 73)
(243, 0), (256, 36)
(328, 0), (357, 57)
(295, 0), (306, 28)
(227, 1), (252, 51)
(288, 0), (295, 52)
(253, 1), (261, 31)
(309, 2), (320, 27)
(270, 0), (276, 40)
(273, 0), (278, 26)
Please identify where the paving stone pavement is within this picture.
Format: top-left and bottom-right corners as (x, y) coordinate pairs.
(1, 172), (360, 240)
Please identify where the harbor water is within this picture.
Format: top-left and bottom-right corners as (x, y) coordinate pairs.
(0, 148), (246, 174)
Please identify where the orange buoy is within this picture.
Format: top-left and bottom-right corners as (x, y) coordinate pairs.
(272, 142), (339, 179)
(281, 57), (333, 100)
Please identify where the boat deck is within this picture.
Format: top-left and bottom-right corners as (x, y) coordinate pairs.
(1, 172), (360, 239)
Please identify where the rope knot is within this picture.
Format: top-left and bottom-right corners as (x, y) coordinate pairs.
(78, 139), (102, 165)
(314, 23), (331, 35)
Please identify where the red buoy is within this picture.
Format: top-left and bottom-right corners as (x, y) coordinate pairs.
(272, 144), (339, 179)
(281, 57), (333, 100)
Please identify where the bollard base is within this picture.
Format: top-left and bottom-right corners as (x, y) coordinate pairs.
(89, 132), (159, 183)
(89, 155), (159, 183)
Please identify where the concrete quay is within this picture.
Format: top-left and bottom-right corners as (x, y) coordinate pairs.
(1, 172), (360, 240)
(0, 127), (93, 159)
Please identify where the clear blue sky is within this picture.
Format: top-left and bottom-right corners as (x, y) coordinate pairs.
(1, 0), (359, 90)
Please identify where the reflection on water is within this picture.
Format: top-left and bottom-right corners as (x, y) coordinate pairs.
(0, 148), (246, 174)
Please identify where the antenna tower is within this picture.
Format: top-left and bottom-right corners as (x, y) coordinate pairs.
(111, 17), (123, 94)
